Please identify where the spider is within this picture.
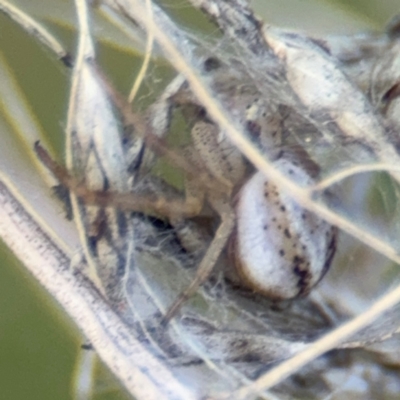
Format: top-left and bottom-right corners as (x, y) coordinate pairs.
(36, 57), (337, 324)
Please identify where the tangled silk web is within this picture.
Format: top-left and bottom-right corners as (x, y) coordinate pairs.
(2, 0), (400, 399)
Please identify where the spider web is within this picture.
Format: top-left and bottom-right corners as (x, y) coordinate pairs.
(1, 0), (400, 399)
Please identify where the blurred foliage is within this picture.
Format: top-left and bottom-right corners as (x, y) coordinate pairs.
(0, 0), (399, 399)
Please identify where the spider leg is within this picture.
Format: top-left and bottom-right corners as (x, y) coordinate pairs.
(34, 142), (202, 220)
(163, 202), (235, 324)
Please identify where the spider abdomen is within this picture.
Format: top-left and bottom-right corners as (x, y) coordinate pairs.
(230, 159), (337, 299)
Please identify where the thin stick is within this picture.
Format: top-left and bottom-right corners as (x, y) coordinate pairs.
(310, 163), (400, 192)
(128, 0), (154, 102)
(0, 174), (194, 400)
(94, 65), (229, 198)
(117, 0), (400, 268)
(229, 281), (400, 399)
(0, 0), (72, 66)
(34, 142), (200, 219)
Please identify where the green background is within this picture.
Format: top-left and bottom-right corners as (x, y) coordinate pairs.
(0, 0), (398, 399)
